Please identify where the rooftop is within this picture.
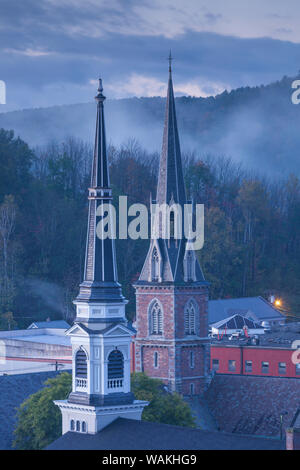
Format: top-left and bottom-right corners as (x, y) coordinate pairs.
(27, 320), (70, 330)
(208, 296), (285, 324)
(211, 322), (300, 349)
(46, 417), (284, 450)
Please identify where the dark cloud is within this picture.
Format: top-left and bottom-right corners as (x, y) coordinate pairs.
(0, 1), (300, 111)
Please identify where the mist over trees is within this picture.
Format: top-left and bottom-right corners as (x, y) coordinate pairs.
(0, 129), (299, 328)
(1, 74), (300, 178)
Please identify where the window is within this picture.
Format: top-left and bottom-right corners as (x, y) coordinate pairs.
(76, 421), (80, 432)
(82, 421), (87, 433)
(296, 364), (300, 376)
(278, 362), (286, 375)
(189, 351), (195, 369)
(75, 349), (87, 378)
(184, 299), (197, 335)
(261, 361), (269, 374)
(70, 420), (75, 431)
(150, 301), (163, 335)
(228, 360), (236, 372)
(212, 359), (219, 371)
(245, 360), (252, 373)
(154, 351), (159, 368)
(108, 349), (124, 379)
(151, 248), (159, 281)
(190, 383), (195, 395)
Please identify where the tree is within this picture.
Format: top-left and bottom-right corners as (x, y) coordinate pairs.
(14, 372), (195, 449)
(13, 372), (72, 450)
(0, 195), (17, 313)
(131, 372), (195, 428)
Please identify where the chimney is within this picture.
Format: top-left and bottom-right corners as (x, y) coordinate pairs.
(286, 428), (300, 450)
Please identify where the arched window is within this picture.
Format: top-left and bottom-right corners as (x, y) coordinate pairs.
(76, 420), (80, 432)
(184, 299), (197, 335)
(82, 421), (87, 433)
(149, 301), (163, 335)
(151, 248), (159, 281)
(75, 349), (87, 378)
(154, 351), (159, 368)
(108, 349), (124, 379)
(70, 420), (75, 431)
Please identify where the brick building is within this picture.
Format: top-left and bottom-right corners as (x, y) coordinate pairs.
(133, 57), (210, 395)
(210, 323), (300, 378)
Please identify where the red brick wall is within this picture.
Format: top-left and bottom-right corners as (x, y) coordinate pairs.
(211, 345), (299, 377)
(134, 284), (209, 394)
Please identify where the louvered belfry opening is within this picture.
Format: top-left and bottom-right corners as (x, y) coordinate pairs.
(108, 349), (124, 379)
(184, 300), (196, 335)
(150, 301), (163, 335)
(76, 349), (87, 378)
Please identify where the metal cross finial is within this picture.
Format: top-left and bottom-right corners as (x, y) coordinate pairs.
(95, 77), (106, 102)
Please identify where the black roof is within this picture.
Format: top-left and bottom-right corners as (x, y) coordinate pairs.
(46, 417), (284, 450)
(0, 371), (59, 450)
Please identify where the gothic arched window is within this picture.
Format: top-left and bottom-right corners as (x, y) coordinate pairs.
(151, 247), (159, 281)
(75, 349), (87, 378)
(76, 420), (80, 432)
(108, 349), (124, 379)
(70, 420), (75, 431)
(184, 299), (197, 335)
(82, 421), (87, 433)
(149, 301), (163, 335)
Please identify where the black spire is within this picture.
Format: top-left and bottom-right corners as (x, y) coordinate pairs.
(137, 57), (205, 284)
(75, 79), (125, 306)
(156, 52), (186, 206)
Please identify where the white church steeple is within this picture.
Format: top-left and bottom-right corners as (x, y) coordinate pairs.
(54, 80), (147, 435)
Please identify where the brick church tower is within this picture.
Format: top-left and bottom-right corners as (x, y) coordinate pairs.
(134, 57), (210, 395)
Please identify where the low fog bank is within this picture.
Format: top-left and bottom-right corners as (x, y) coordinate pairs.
(0, 74), (300, 179)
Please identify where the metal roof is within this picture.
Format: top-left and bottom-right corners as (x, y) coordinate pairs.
(27, 320), (70, 329)
(208, 296), (285, 324)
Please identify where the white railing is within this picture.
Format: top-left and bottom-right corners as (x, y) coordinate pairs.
(76, 378), (87, 389)
(107, 378), (123, 389)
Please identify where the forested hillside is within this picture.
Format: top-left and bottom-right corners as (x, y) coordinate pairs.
(0, 74), (300, 178)
(0, 129), (299, 328)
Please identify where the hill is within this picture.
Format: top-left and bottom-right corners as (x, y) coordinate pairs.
(0, 74), (300, 177)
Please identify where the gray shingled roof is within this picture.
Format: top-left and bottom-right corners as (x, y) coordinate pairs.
(208, 296), (284, 324)
(205, 374), (300, 437)
(46, 417), (284, 450)
(0, 371), (59, 450)
(28, 320), (70, 329)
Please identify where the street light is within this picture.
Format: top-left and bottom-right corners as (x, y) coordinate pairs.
(280, 411), (288, 440)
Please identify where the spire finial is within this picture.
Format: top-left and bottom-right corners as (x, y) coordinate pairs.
(168, 50), (173, 76)
(95, 77), (106, 102)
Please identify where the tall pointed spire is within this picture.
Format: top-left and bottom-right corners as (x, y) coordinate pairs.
(137, 55), (205, 284)
(156, 53), (186, 206)
(75, 79), (125, 308)
(92, 79), (109, 188)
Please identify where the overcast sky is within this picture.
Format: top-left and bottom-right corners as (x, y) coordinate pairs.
(1, 0), (300, 111)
